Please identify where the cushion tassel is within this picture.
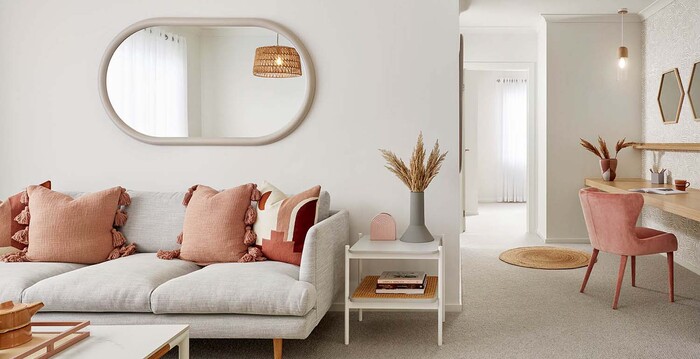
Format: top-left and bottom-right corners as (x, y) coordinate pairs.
(111, 228), (126, 247)
(14, 206), (30, 225)
(119, 243), (137, 257)
(11, 228), (29, 245)
(243, 226), (257, 246)
(114, 209), (128, 227)
(107, 248), (121, 260)
(182, 185), (198, 206)
(238, 253), (255, 263)
(20, 190), (29, 204)
(248, 246), (266, 261)
(1, 248), (28, 262)
(118, 187), (131, 206)
(244, 205), (257, 225)
(157, 249), (180, 260)
(176, 232), (183, 244)
(251, 187), (262, 201)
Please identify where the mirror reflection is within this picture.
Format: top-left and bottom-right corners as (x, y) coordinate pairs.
(657, 69), (684, 124)
(106, 26), (306, 138)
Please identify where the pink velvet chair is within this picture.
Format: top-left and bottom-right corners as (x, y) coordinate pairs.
(578, 187), (678, 309)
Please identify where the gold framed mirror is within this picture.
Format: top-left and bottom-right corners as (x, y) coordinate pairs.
(688, 61), (700, 121)
(657, 68), (684, 124)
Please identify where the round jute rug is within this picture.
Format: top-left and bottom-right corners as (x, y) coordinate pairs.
(499, 246), (591, 270)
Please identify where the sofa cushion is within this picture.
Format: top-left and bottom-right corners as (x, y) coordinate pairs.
(22, 253), (200, 312)
(120, 191), (186, 253)
(24, 186), (134, 264)
(0, 261), (85, 302)
(151, 261), (316, 316)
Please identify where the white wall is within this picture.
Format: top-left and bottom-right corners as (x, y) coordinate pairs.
(541, 15), (643, 241)
(641, 0), (700, 274)
(460, 29), (537, 63)
(0, 0), (461, 308)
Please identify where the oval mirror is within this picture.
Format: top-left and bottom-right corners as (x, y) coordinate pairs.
(99, 18), (316, 145)
(657, 68), (684, 124)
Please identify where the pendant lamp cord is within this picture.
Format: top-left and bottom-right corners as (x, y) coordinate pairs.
(620, 12), (624, 47)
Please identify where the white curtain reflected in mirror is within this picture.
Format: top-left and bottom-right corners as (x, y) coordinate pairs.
(107, 28), (189, 137)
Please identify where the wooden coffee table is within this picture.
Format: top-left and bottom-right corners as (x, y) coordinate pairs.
(2, 324), (190, 359)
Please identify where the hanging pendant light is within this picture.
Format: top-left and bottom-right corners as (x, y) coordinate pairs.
(617, 8), (628, 81)
(253, 34), (302, 78)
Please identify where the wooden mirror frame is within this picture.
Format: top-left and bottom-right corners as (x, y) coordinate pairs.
(657, 68), (684, 125)
(688, 61), (700, 121)
(98, 18), (316, 146)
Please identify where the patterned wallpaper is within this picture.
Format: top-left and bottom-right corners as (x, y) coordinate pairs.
(641, 0), (700, 272)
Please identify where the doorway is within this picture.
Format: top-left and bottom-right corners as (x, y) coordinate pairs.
(460, 63), (536, 247)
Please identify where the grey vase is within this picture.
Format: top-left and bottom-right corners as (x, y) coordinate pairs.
(400, 192), (434, 243)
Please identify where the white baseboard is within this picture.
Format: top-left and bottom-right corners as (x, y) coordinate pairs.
(543, 237), (590, 244)
(329, 302), (462, 313)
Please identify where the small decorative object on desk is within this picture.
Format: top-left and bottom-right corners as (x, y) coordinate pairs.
(376, 271), (427, 294)
(370, 213), (396, 241)
(580, 137), (634, 181)
(650, 168), (666, 184)
(674, 179), (690, 191)
(380, 132), (447, 243)
(0, 301), (44, 349)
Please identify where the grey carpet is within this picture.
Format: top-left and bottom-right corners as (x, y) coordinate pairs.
(166, 248), (700, 358)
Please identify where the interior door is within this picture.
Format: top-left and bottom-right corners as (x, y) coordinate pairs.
(462, 68), (479, 217)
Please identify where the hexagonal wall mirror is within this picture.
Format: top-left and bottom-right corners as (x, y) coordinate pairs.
(657, 68), (684, 124)
(688, 62), (700, 121)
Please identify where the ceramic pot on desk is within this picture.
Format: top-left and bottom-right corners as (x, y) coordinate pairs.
(600, 159), (618, 181)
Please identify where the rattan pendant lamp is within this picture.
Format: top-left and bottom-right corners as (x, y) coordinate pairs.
(253, 34), (302, 78)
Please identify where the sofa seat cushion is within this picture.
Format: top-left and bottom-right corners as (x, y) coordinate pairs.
(151, 261), (316, 316)
(22, 253), (200, 312)
(0, 262), (85, 302)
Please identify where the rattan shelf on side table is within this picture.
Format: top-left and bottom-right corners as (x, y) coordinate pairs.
(344, 234), (444, 346)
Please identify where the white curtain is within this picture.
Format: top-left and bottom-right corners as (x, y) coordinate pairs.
(107, 28), (188, 137)
(499, 79), (527, 203)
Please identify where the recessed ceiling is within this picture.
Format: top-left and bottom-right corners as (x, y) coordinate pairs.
(460, 0), (658, 28)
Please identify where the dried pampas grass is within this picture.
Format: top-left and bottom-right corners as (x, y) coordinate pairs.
(580, 136), (634, 159)
(380, 132), (447, 192)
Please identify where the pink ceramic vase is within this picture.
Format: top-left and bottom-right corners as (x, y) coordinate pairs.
(600, 159), (618, 181)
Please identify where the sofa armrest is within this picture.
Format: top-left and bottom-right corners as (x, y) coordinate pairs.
(299, 210), (350, 318)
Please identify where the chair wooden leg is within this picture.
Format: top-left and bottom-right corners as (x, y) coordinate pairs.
(631, 256), (636, 287)
(273, 339), (283, 359)
(667, 252), (674, 303)
(613, 255), (628, 309)
(580, 249), (599, 293)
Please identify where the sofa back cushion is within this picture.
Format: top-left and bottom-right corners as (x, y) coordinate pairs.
(120, 191), (186, 253)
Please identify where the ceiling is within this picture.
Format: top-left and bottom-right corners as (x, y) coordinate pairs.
(459, 0), (658, 28)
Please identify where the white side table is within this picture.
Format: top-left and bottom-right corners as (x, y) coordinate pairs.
(344, 234), (444, 346)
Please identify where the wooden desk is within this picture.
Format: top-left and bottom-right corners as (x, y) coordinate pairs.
(585, 178), (700, 222)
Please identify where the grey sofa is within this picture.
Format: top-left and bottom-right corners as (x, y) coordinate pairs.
(0, 190), (349, 355)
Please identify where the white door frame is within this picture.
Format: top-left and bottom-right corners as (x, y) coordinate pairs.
(462, 61), (537, 234)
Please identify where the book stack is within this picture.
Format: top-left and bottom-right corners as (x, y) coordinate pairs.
(375, 271), (426, 294)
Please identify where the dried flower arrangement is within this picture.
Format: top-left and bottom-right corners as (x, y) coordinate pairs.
(379, 132), (448, 193)
(580, 136), (633, 159)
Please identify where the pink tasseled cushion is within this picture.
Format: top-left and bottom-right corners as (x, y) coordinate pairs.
(157, 184), (264, 264)
(0, 185), (136, 264)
